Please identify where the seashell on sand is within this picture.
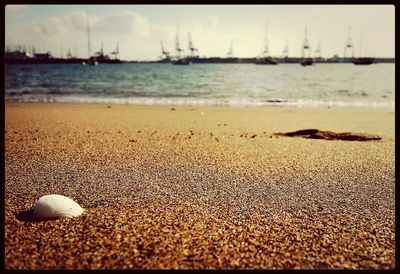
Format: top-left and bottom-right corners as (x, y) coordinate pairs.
(33, 194), (84, 219)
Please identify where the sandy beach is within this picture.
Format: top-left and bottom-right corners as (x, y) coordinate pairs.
(5, 102), (395, 269)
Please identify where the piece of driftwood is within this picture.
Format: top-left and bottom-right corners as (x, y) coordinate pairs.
(273, 129), (382, 141)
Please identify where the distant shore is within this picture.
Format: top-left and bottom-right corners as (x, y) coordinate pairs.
(5, 56), (395, 64)
(5, 102), (395, 269)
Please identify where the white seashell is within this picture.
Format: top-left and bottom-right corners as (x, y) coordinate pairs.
(33, 194), (84, 219)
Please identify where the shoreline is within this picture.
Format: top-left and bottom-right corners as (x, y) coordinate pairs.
(5, 102), (395, 269)
(5, 100), (395, 110)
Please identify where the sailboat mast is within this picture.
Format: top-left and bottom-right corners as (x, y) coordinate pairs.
(227, 42), (233, 57)
(262, 21), (269, 57)
(87, 13), (91, 59)
(175, 25), (181, 58)
(302, 27), (311, 58)
(282, 39), (289, 57)
(315, 37), (321, 58)
(160, 41), (165, 53)
(188, 32), (192, 56)
(344, 26), (354, 59)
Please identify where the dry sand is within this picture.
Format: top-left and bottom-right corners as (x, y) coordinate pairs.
(5, 102), (395, 269)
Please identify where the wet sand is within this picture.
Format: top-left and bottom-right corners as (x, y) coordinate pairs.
(5, 103), (395, 269)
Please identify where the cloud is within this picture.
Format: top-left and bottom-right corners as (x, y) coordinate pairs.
(35, 16), (69, 36)
(64, 11), (88, 32)
(25, 11), (87, 38)
(25, 10), (151, 38)
(92, 11), (151, 37)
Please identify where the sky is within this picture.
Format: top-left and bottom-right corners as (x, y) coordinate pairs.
(5, 4), (395, 61)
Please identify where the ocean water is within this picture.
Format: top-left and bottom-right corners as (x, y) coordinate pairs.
(5, 63), (395, 108)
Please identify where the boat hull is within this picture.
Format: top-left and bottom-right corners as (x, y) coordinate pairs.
(172, 58), (190, 65)
(300, 58), (314, 66)
(255, 57), (278, 65)
(352, 57), (375, 65)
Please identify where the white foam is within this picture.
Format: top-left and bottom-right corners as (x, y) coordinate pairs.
(6, 95), (394, 110)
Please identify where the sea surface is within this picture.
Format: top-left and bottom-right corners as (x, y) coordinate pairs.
(5, 63), (395, 108)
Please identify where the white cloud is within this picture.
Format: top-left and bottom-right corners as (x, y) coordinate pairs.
(29, 10), (151, 37)
(64, 11), (88, 32)
(92, 11), (151, 37)
(35, 16), (69, 36)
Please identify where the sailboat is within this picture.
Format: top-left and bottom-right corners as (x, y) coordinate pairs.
(84, 13), (98, 66)
(172, 25), (190, 65)
(255, 22), (278, 65)
(300, 27), (313, 66)
(314, 37), (322, 61)
(343, 26), (354, 62)
(352, 33), (375, 65)
(282, 39), (289, 57)
(353, 57), (374, 65)
(227, 42), (233, 58)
